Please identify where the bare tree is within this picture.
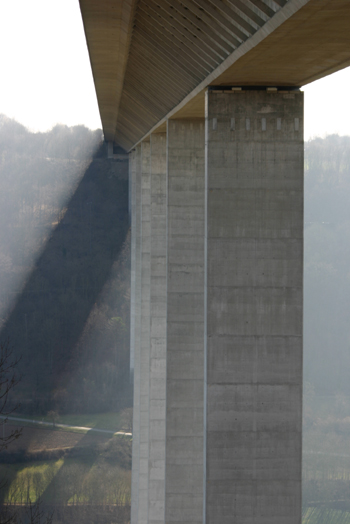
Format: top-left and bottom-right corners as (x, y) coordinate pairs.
(0, 499), (53, 524)
(0, 340), (22, 451)
(22, 499), (53, 524)
(120, 408), (133, 432)
(0, 342), (52, 524)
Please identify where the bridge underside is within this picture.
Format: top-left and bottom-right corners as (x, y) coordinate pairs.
(79, 1), (350, 523)
(80, 0), (350, 150)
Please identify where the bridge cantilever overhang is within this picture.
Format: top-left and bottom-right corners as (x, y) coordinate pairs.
(80, 0), (350, 150)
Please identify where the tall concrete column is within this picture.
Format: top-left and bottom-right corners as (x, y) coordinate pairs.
(130, 149), (136, 380)
(139, 139), (151, 524)
(166, 119), (205, 524)
(131, 144), (142, 524)
(148, 132), (167, 524)
(205, 89), (303, 524)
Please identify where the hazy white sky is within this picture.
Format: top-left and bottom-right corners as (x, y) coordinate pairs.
(0, 0), (101, 132)
(1, 0), (350, 140)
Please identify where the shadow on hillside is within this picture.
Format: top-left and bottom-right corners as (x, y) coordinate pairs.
(0, 143), (130, 414)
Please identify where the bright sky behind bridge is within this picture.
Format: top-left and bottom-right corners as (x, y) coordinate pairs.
(0, 0), (350, 141)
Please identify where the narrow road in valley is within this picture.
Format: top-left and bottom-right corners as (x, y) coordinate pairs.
(304, 450), (350, 458)
(0, 414), (132, 436)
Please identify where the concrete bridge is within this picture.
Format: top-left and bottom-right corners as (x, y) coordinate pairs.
(79, 1), (350, 523)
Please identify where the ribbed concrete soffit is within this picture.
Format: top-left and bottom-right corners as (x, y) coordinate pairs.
(79, 0), (138, 143)
(80, 0), (350, 149)
(115, 0), (287, 149)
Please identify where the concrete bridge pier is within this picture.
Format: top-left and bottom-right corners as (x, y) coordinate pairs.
(139, 139), (151, 524)
(130, 88), (303, 524)
(166, 118), (205, 524)
(204, 89), (303, 524)
(131, 144), (142, 524)
(148, 132), (167, 524)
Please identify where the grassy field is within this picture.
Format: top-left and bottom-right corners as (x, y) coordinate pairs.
(0, 419), (132, 510)
(0, 453), (131, 506)
(0, 457), (130, 506)
(0, 459), (64, 504)
(303, 508), (350, 524)
(302, 394), (350, 523)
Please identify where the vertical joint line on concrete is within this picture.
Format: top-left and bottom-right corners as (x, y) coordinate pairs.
(203, 91), (209, 524)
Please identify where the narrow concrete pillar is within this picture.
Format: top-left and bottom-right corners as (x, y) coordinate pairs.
(138, 139), (151, 524)
(131, 144), (142, 524)
(205, 89), (303, 524)
(166, 119), (205, 524)
(130, 150), (136, 380)
(148, 132), (167, 524)
(129, 151), (132, 225)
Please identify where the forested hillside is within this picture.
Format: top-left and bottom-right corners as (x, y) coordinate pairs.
(303, 135), (350, 521)
(0, 115), (131, 416)
(1, 119), (350, 420)
(304, 135), (350, 396)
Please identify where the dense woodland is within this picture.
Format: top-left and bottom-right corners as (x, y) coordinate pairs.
(304, 135), (350, 396)
(0, 115), (131, 416)
(303, 135), (350, 520)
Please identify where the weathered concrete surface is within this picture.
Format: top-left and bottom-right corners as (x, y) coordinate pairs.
(129, 150), (136, 379)
(138, 139), (151, 524)
(131, 91), (303, 524)
(205, 90), (303, 524)
(148, 133), (167, 524)
(166, 119), (205, 524)
(131, 144), (142, 524)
